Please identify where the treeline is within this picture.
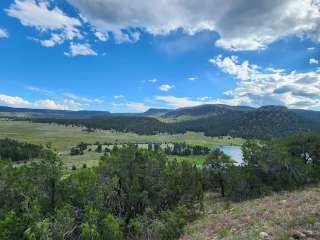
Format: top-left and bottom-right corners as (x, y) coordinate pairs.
(70, 142), (210, 157)
(203, 133), (320, 201)
(31, 116), (170, 135)
(163, 142), (210, 156)
(0, 138), (43, 162)
(0, 147), (203, 240)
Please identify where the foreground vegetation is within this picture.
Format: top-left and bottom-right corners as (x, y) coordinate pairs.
(1, 132), (320, 239)
(0, 147), (203, 240)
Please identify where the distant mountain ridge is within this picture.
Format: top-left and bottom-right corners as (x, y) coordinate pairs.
(0, 106), (111, 119)
(1, 104), (320, 139)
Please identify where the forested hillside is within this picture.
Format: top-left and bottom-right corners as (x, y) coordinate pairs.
(19, 105), (320, 139)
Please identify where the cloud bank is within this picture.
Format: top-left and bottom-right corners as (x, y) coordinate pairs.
(67, 0), (320, 51)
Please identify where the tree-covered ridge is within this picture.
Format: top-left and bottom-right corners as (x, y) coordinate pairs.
(25, 105), (320, 139)
(0, 138), (43, 162)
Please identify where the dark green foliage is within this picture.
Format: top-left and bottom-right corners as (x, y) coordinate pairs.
(32, 116), (170, 135)
(26, 105), (320, 139)
(203, 150), (236, 197)
(2, 133), (320, 239)
(0, 146), (203, 239)
(95, 143), (102, 153)
(220, 133), (320, 201)
(0, 138), (43, 162)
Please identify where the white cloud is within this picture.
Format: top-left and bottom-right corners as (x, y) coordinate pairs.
(66, 0), (320, 51)
(126, 102), (149, 112)
(308, 47), (315, 50)
(63, 92), (103, 104)
(112, 101), (149, 112)
(35, 99), (69, 110)
(0, 28), (9, 38)
(0, 93), (84, 110)
(155, 96), (200, 108)
(197, 96), (210, 101)
(159, 84), (174, 92)
(27, 86), (53, 95)
(0, 94), (31, 107)
(148, 79), (157, 83)
(210, 55), (320, 109)
(95, 31), (109, 42)
(188, 77), (197, 81)
(114, 95), (125, 99)
(65, 43), (97, 56)
(6, 0), (82, 47)
(309, 58), (319, 65)
(155, 95), (244, 109)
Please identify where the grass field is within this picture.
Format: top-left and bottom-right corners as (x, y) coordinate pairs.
(0, 120), (244, 151)
(0, 119), (244, 170)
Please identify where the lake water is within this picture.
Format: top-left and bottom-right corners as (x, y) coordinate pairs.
(219, 145), (243, 164)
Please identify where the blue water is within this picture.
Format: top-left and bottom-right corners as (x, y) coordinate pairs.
(219, 146), (243, 164)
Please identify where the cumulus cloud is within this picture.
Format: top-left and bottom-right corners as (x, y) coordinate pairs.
(159, 84), (174, 92)
(210, 55), (320, 109)
(188, 77), (197, 81)
(6, 0), (82, 47)
(0, 28), (9, 38)
(0, 94), (31, 107)
(309, 58), (319, 65)
(66, 0), (320, 51)
(64, 43), (97, 56)
(0, 93), (84, 110)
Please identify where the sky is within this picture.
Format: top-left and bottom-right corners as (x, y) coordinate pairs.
(0, 0), (320, 112)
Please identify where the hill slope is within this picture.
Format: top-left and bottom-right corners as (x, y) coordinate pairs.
(2, 104), (320, 139)
(174, 105), (320, 139)
(182, 186), (320, 240)
(164, 104), (254, 118)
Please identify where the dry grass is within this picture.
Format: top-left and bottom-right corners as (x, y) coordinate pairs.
(181, 186), (320, 240)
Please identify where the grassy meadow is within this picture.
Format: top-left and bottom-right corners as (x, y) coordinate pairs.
(0, 119), (244, 171)
(0, 119), (244, 151)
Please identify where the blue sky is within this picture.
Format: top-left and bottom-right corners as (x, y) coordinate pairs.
(0, 0), (320, 112)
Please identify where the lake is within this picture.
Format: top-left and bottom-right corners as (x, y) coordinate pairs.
(219, 145), (243, 164)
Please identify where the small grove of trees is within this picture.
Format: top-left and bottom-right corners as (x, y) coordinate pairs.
(0, 145), (203, 240)
(164, 142), (210, 156)
(0, 138), (43, 162)
(70, 142), (88, 156)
